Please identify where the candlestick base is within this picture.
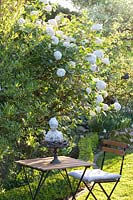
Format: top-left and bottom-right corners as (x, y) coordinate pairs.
(41, 140), (68, 164)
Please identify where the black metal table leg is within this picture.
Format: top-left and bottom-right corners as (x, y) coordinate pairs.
(23, 167), (34, 199)
(23, 167), (50, 200)
(58, 169), (73, 192)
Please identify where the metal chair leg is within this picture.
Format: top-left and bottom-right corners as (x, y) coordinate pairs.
(98, 183), (111, 200)
(71, 167), (88, 200)
(98, 180), (119, 200)
(108, 181), (119, 199)
(84, 182), (97, 200)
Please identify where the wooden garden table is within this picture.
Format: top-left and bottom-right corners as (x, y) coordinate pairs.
(16, 156), (92, 200)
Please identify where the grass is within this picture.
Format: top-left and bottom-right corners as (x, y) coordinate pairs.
(0, 150), (132, 200)
(77, 151), (133, 200)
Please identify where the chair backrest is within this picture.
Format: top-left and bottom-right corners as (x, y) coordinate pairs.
(100, 139), (129, 175)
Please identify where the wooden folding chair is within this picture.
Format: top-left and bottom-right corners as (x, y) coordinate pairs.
(69, 139), (129, 200)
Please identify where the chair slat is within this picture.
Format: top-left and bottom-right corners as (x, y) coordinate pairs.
(103, 139), (128, 148)
(102, 146), (125, 156)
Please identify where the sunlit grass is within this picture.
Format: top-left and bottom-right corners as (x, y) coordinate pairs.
(77, 152), (133, 200)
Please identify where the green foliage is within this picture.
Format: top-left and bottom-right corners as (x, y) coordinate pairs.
(78, 133), (99, 161)
(0, 0), (132, 191)
(0, 172), (77, 200)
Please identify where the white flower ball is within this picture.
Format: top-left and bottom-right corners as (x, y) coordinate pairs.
(45, 5), (52, 12)
(102, 58), (110, 65)
(48, 19), (57, 27)
(86, 53), (96, 64)
(55, 15), (61, 22)
(62, 35), (69, 40)
(95, 106), (101, 113)
(86, 87), (91, 94)
(51, 36), (59, 45)
(56, 30), (64, 37)
(81, 39), (88, 45)
(96, 95), (104, 104)
(36, 20), (42, 26)
(95, 37), (103, 44)
(93, 50), (104, 58)
(56, 68), (66, 77)
(70, 43), (77, 48)
(91, 24), (103, 31)
(18, 18), (25, 25)
(96, 80), (106, 91)
(90, 64), (98, 72)
(114, 102), (121, 111)
(69, 37), (76, 43)
(46, 25), (55, 36)
(54, 51), (62, 60)
(63, 41), (70, 48)
(39, 0), (49, 4)
(30, 10), (39, 16)
(102, 103), (109, 111)
(69, 61), (76, 67)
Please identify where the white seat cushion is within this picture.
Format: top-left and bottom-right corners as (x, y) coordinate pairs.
(68, 169), (121, 182)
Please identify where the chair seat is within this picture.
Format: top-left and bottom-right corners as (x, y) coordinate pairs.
(69, 169), (121, 183)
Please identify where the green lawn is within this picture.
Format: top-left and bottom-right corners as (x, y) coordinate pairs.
(0, 151), (132, 200)
(77, 152), (133, 200)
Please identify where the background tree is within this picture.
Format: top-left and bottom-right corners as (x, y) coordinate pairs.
(0, 0), (132, 191)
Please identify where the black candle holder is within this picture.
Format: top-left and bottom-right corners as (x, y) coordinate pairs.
(42, 140), (68, 164)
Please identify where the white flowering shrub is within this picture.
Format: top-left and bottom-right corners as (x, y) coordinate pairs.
(1, 0), (131, 189)
(0, 0), (124, 150)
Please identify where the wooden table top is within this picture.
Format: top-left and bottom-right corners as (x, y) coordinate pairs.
(16, 156), (92, 171)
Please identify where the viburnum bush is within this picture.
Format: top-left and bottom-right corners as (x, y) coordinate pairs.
(0, 0), (130, 189)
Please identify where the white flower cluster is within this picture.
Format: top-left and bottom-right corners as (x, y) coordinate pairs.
(56, 68), (66, 77)
(96, 80), (106, 91)
(54, 51), (62, 60)
(102, 57), (110, 65)
(17, 2), (122, 118)
(113, 102), (121, 111)
(86, 53), (96, 64)
(95, 37), (103, 44)
(51, 36), (59, 45)
(86, 51), (110, 67)
(96, 95), (104, 104)
(30, 10), (39, 16)
(69, 61), (76, 67)
(90, 64), (98, 72)
(18, 18), (25, 25)
(93, 50), (104, 58)
(45, 5), (52, 12)
(86, 87), (91, 94)
(39, 0), (49, 3)
(91, 24), (103, 31)
(46, 25), (55, 36)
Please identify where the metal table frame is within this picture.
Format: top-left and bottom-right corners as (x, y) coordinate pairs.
(16, 156), (92, 200)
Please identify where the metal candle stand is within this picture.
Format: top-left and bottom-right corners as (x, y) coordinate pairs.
(42, 140), (68, 164)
